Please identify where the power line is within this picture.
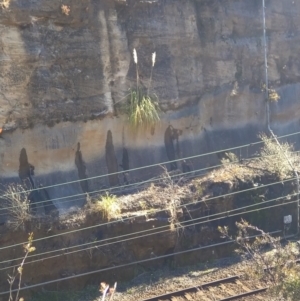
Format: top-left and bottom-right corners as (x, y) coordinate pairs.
(6, 161), (229, 216)
(2, 148), (299, 214)
(0, 175), (296, 252)
(0, 190), (296, 271)
(0, 159), (225, 213)
(261, 0), (300, 234)
(2, 129), (300, 198)
(0, 227), (284, 296)
(4, 178), (299, 253)
(0, 177), (296, 262)
(1, 162), (223, 214)
(1, 0), (297, 293)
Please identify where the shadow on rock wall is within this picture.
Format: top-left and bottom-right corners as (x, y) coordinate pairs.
(75, 142), (89, 193)
(105, 130), (119, 186)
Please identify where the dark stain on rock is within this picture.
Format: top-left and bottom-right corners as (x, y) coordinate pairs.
(18, 148), (58, 217)
(150, 126), (155, 135)
(75, 142), (89, 193)
(28, 190), (38, 215)
(119, 129), (130, 184)
(19, 148), (41, 214)
(164, 125), (182, 171)
(120, 147), (129, 171)
(18, 148), (35, 189)
(38, 184), (59, 217)
(119, 146), (129, 184)
(105, 130), (119, 187)
(182, 160), (192, 174)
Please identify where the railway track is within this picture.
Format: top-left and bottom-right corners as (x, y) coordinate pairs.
(140, 275), (268, 301)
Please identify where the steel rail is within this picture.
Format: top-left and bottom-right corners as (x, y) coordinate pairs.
(140, 275), (240, 301)
(139, 274), (268, 301)
(140, 259), (300, 300)
(219, 287), (268, 301)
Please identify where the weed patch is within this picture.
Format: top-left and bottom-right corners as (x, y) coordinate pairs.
(127, 89), (160, 129)
(95, 192), (121, 221)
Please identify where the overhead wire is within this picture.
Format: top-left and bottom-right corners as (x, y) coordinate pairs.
(43, 149), (300, 215)
(0, 227), (284, 296)
(261, 0), (300, 235)
(1, 129), (300, 199)
(1, 106), (299, 271)
(1, 123), (298, 291)
(1, 162), (227, 215)
(0, 158), (228, 213)
(0, 175), (296, 252)
(1, 148), (299, 215)
(1, 0), (298, 294)
(0, 0), (298, 295)
(0, 190), (297, 271)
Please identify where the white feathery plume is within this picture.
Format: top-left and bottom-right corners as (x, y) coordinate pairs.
(133, 48), (138, 64)
(152, 52), (156, 67)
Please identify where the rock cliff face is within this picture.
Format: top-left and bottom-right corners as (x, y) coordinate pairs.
(0, 0), (300, 210)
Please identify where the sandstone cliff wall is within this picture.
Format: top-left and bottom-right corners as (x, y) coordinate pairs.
(0, 0), (300, 211)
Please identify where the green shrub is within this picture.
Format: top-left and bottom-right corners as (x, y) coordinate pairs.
(127, 89), (160, 128)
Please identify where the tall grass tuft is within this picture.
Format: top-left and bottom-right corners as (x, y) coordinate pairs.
(127, 49), (160, 129)
(128, 90), (160, 128)
(96, 192), (121, 221)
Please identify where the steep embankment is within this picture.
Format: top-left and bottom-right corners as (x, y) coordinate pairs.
(0, 159), (298, 299)
(0, 0), (300, 209)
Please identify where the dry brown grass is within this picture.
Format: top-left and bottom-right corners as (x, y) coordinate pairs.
(201, 161), (262, 183)
(61, 4), (70, 16)
(59, 134), (299, 227)
(62, 160), (275, 226)
(203, 134), (297, 183)
(2, 184), (32, 230)
(258, 133), (295, 179)
(268, 89), (280, 102)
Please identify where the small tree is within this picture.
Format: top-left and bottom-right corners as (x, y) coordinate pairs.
(8, 233), (36, 301)
(219, 220), (300, 301)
